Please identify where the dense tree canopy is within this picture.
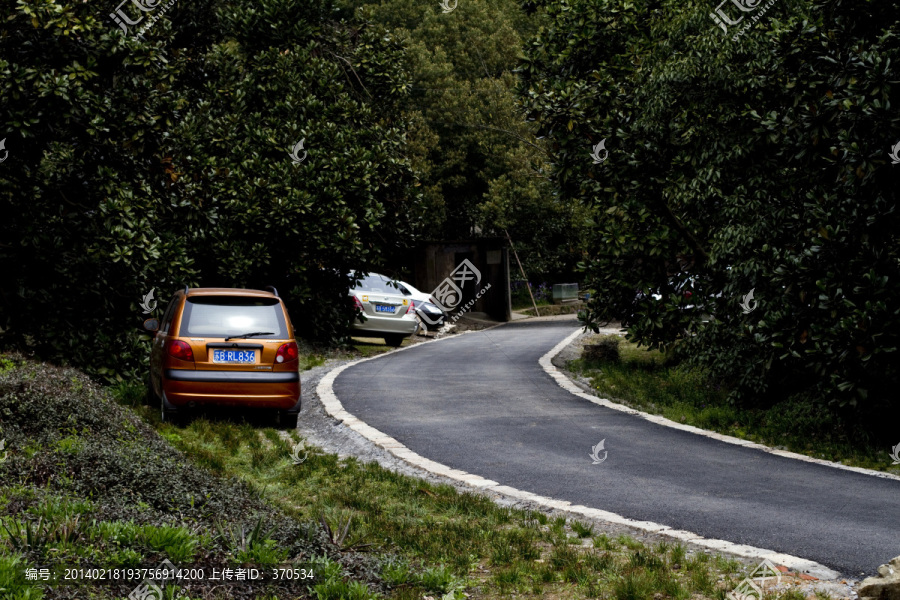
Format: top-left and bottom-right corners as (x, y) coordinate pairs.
(0, 0), (420, 378)
(3, 0), (897, 419)
(340, 0), (589, 280)
(519, 0), (900, 414)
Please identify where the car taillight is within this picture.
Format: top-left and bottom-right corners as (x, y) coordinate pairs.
(406, 300), (416, 315)
(353, 296), (364, 311)
(166, 340), (194, 361)
(276, 342), (299, 364)
(684, 291), (693, 299)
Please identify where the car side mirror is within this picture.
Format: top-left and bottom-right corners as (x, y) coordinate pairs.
(143, 318), (160, 332)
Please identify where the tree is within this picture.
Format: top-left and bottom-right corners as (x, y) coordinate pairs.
(518, 0), (900, 416)
(340, 0), (587, 281)
(0, 0), (420, 379)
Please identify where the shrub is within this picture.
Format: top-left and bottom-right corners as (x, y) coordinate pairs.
(582, 337), (620, 364)
(0, 355), (320, 558)
(520, 0), (900, 415)
(0, 0), (422, 381)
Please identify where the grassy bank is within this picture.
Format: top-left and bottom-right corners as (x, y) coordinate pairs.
(85, 395), (770, 600)
(0, 354), (387, 600)
(567, 336), (900, 473)
(1, 351), (834, 599)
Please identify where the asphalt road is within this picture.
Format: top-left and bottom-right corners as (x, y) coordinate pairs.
(333, 319), (900, 576)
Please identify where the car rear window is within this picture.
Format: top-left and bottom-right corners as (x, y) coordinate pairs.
(353, 274), (397, 293)
(180, 297), (288, 338)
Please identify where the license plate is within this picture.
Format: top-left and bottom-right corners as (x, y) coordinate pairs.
(213, 349), (255, 363)
(375, 304), (395, 313)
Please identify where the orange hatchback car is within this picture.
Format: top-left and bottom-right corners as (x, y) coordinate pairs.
(144, 287), (301, 428)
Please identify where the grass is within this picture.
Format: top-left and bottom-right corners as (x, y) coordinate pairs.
(0, 354), (382, 600)
(350, 337), (408, 355)
(568, 335), (900, 473)
(515, 303), (582, 316)
(510, 282), (554, 312)
(299, 353), (328, 371)
(1, 350), (840, 600)
(511, 299), (553, 311)
(117, 379), (770, 599)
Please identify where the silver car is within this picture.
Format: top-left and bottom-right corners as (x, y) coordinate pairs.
(350, 273), (418, 346)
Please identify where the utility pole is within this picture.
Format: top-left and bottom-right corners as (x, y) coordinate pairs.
(504, 229), (540, 317)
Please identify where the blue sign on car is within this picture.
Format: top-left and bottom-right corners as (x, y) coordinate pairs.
(213, 349), (256, 363)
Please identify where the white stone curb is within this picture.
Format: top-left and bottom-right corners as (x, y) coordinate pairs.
(317, 326), (845, 580)
(545, 329), (900, 484)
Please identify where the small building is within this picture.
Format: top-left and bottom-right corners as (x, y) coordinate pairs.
(414, 239), (511, 322)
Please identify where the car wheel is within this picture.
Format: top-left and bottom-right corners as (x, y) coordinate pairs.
(384, 334), (405, 347)
(415, 317), (427, 336)
(160, 393), (183, 426)
(278, 411), (299, 430)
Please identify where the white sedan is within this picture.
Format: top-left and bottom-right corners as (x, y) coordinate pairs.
(349, 273), (418, 346)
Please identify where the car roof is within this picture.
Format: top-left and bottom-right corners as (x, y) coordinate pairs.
(185, 288), (277, 298)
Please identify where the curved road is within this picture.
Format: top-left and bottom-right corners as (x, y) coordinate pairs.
(333, 319), (900, 576)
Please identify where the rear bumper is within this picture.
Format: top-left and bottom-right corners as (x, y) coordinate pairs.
(165, 370), (299, 383)
(352, 315), (418, 336)
(416, 308), (445, 327)
(162, 369), (300, 410)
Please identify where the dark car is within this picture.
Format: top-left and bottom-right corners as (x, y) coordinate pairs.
(395, 280), (446, 330)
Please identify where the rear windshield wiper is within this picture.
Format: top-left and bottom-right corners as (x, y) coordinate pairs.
(224, 331), (274, 341)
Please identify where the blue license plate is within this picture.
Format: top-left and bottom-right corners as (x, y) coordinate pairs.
(375, 304), (395, 313)
(213, 350), (255, 363)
